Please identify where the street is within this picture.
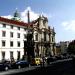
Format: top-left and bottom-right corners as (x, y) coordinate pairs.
(0, 65), (40, 75)
(0, 58), (75, 75)
(15, 59), (75, 75)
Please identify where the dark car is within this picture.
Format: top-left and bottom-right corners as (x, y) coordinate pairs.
(0, 60), (11, 71)
(11, 60), (29, 69)
(47, 57), (55, 65)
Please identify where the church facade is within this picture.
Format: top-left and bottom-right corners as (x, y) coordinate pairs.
(31, 15), (56, 58)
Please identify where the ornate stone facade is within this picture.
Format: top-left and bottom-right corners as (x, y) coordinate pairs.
(31, 15), (56, 57)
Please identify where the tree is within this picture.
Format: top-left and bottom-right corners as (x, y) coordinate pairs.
(24, 30), (35, 63)
(27, 33), (35, 58)
(67, 40), (75, 54)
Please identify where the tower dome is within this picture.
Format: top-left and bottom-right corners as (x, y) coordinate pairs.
(12, 8), (21, 21)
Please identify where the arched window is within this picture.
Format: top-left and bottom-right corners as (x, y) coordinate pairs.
(44, 32), (46, 41)
(35, 33), (38, 41)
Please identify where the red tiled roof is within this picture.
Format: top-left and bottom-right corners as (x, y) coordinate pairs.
(0, 17), (29, 27)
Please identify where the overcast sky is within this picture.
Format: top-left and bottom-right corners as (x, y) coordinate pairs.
(0, 0), (75, 43)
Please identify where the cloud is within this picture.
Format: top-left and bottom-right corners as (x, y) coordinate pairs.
(1, 6), (52, 22)
(1, 15), (12, 19)
(41, 12), (52, 18)
(21, 6), (52, 22)
(61, 20), (75, 32)
(21, 6), (39, 22)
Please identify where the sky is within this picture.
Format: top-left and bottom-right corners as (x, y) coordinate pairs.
(0, 0), (75, 43)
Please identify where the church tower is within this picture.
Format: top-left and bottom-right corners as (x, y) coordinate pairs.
(11, 8), (21, 21)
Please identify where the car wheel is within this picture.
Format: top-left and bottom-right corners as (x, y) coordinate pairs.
(5, 66), (9, 71)
(18, 65), (21, 69)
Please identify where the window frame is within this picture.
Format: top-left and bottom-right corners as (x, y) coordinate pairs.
(10, 32), (13, 38)
(2, 40), (6, 47)
(2, 31), (6, 37)
(10, 41), (13, 47)
(17, 41), (20, 47)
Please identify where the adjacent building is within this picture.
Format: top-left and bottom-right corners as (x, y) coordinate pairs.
(56, 43), (61, 55)
(60, 41), (70, 54)
(56, 41), (70, 55)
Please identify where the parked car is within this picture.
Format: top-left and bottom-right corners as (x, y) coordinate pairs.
(11, 60), (29, 69)
(47, 57), (55, 65)
(0, 60), (11, 71)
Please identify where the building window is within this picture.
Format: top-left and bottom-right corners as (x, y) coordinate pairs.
(44, 32), (46, 41)
(24, 34), (27, 39)
(52, 37), (54, 42)
(2, 51), (5, 59)
(10, 51), (13, 59)
(10, 32), (13, 38)
(10, 41), (13, 47)
(10, 25), (13, 29)
(24, 28), (26, 31)
(3, 24), (6, 28)
(2, 31), (6, 37)
(35, 33), (38, 41)
(17, 33), (20, 38)
(17, 51), (20, 60)
(17, 41), (20, 47)
(17, 27), (20, 30)
(43, 20), (46, 26)
(2, 40), (5, 47)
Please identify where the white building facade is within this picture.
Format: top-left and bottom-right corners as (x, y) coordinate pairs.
(0, 17), (28, 61)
